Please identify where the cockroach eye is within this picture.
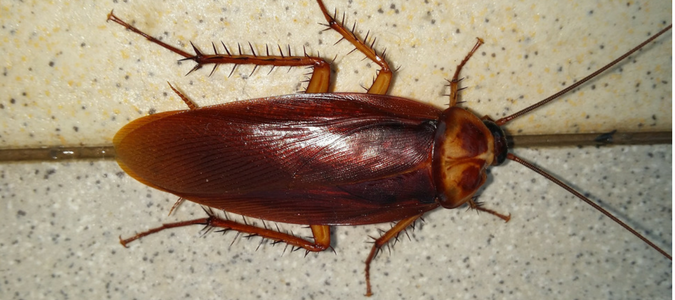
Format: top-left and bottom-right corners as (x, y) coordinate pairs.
(483, 120), (508, 166)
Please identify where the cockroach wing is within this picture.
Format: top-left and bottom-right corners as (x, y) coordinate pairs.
(114, 93), (444, 224)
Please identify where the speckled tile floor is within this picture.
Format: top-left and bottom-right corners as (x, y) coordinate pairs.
(0, 1), (671, 299)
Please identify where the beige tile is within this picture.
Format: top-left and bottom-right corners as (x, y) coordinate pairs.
(0, 1), (671, 299)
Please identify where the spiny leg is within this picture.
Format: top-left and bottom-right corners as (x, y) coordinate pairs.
(364, 213), (423, 296)
(315, 0), (392, 95)
(167, 83), (199, 110)
(449, 38), (484, 106)
(167, 197), (186, 216)
(120, 208), (331, 252)
(107, 11), (331, 93)
(468, 198), (511, 222)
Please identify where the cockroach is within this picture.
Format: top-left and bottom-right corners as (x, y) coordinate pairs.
(106, 0), (671, 296)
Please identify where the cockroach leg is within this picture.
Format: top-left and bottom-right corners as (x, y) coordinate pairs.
(364, 213), (423, 297)
(166, 83), (199, 110)
(315, 1), (392, 95)
(119, 218), (208, 248)
(167, 197), (186, 216)
(449, 38), (484, 107)
(120, 209), (331, 252)
(106, 10), (193, 58)
(468, 198), (511, 222)
(106, 11), (331, 93)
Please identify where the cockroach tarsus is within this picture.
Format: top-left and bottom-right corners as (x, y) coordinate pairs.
(107, 1), (671, 296)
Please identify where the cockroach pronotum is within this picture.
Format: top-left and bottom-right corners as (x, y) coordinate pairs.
(106, 0), (671, 296)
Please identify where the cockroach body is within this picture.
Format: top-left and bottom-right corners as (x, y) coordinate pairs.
(114, 93), (502, 225)
(107, 0), (671, 296)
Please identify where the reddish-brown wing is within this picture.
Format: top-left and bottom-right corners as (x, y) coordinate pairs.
(114, 93), (442, 224)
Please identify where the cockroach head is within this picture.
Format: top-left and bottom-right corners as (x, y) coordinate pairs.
(432, 107), (503, 209)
